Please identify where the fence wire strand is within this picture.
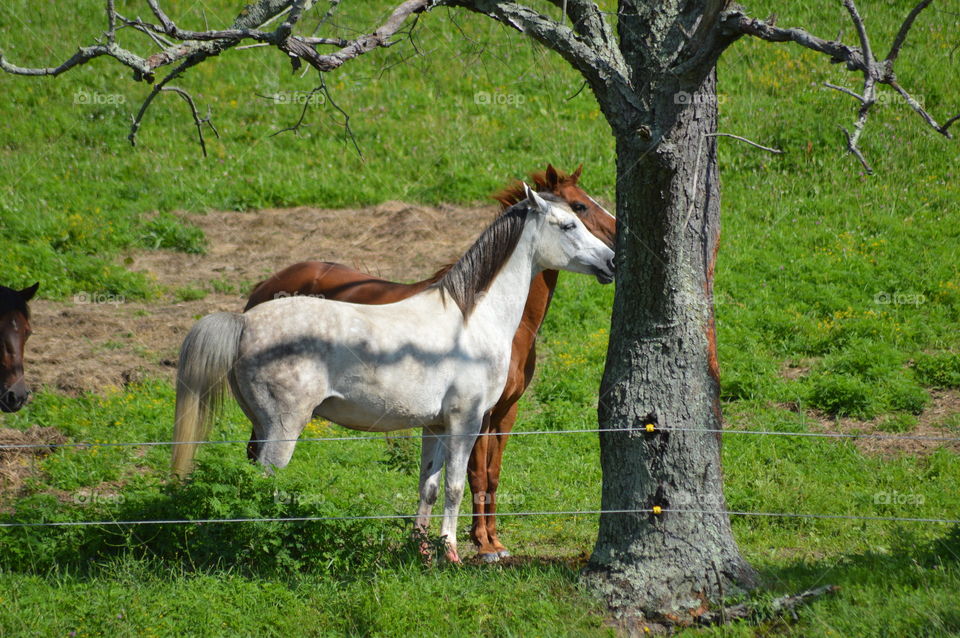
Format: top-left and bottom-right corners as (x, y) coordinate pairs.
(1, 508), (957, 529)
(4, 425), (960, 451)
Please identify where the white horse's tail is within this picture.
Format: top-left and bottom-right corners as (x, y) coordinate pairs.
(171, 312), (245, 478)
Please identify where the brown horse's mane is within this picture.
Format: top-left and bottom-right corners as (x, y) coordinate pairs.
(491, 167), (578, 210)
(427, 165), (582, 286)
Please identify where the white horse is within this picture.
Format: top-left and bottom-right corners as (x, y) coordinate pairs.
(171, 187), (615, 562)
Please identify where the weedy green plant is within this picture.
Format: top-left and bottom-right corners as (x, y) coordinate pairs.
(140, 212), (208, 254)
(0, 458), (433, 578)
(381, 431), (420, 475)
(802, 341), (929, 417)
(173, 286), (208, 302)
(913, 351), (960, 389)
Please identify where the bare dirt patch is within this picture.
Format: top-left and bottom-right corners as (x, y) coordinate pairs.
(23, 202), (497, 396)
(806, 389), (960, 457)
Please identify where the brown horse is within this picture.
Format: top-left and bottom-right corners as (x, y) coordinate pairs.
(0, 283), (39, 413)
(245, 165), (616, 561)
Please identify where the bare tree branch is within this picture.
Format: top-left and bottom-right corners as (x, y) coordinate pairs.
(161, 86), (219, 157)
(721, 0), (955, 173)
(128, 57), (204, 149)
(442, 0), (641, 120)
(542, 0), (618, 52)
(886, 0), (933, 63)
(0, 44), (154, 80)
(823, 82), (864, 102)
(283, 0), (430, 71)
(106, 0), (118, 44)
(1, 0), (433, 154)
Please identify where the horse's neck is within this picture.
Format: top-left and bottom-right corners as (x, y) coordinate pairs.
(469, 223), (539, 341)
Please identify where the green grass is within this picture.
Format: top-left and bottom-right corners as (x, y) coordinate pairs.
(1, 1), (960, 636)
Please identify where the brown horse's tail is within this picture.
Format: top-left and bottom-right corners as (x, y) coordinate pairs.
(171, 312), (245, 478)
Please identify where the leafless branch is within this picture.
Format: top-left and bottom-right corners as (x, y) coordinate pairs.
(319, 76), (363, 159)
(442, 0), (640, 115)
(106, 0), (118, 44)
(886, 0), (933, 63)
(823, 82), (864, 102)
(128, 57), (203, 150)
(721, 0), (955, 173)
(1, 0), (431, 151)
(705, 132), (783, 155)
(542, 0), (618, 50)
(265, 86), (324, 137)
(0, 44), (154, 80)
(161, 86), (219, 157)
(840, 126), (872, 173)
(843, 0), (873, 67)
(283, 0), (430, 72)
(942, 112), (960, 134)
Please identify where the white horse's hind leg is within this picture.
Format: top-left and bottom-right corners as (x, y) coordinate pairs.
(232, 372), (314, 470)
(229, 371), (264, 462)
(255, 407), (313, 470)
(439, 414), (483, 563)
(416, 426), (445, 539)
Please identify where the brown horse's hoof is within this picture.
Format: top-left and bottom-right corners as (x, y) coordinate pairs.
(478, 552), (501, 564)
(497, 550), (511, 559)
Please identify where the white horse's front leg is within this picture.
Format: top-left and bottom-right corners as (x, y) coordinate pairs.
(439, 413), (483, 563)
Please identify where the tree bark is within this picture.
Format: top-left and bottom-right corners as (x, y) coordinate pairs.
(582, 66), (758, 624)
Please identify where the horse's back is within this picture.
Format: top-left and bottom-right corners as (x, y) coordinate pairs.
(245, 261), (429, 310)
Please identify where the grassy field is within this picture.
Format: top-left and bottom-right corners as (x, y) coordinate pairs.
(1, 1), (959, 636)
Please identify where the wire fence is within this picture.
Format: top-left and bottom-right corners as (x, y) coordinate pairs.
(4, 424), (960, 450)
(1, 508), (958, 529)
(3, 423), (959, 530)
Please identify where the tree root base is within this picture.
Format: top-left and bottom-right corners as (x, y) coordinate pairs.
(608, 585), (840, 635)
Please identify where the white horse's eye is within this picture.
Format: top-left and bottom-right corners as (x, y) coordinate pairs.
(561, 222), (577, 231)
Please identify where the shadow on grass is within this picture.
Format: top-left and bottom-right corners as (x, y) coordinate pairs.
(751, 525), (960, 634)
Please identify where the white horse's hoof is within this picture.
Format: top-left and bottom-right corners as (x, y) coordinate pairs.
(497, 550), (511, 559)
(479, 552), (500, 563)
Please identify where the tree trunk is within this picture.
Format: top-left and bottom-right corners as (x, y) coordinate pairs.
(583, 67), (758, 625)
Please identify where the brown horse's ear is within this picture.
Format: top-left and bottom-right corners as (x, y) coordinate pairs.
(545, 164), (560, 189)
(570, 164), (583, 184)
(19, 282), (39, 302)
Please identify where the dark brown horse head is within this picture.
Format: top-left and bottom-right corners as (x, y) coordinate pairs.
(492, 164), (617, 253)
(0, 282), (38, 413)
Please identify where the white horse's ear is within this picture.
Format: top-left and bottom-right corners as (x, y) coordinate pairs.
(524, 184), (548, 213)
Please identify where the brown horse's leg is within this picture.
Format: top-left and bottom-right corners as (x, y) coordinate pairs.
(468, 413), (493, 557)
(484, 400), (519, 557)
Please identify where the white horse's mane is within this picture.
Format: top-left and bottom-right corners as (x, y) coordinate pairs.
(435, 193), (565, 317)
